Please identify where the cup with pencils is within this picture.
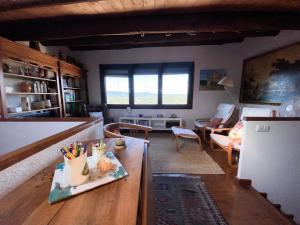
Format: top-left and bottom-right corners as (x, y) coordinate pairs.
(60, 142), (89, 186)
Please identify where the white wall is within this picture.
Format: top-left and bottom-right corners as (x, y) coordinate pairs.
(73, 30), (300, 128)
(0, 121), (103, 198)
(238, 120), (300, 223)
(0, 121), (84, 156)
(74, 44), (243, 128)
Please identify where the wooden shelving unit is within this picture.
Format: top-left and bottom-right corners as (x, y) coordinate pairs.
(59, 60), (88, 117)
(119, 116), (182, 130)
(0, 37), (62, 118)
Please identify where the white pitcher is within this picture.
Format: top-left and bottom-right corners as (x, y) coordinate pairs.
(63, 152), (89, 186)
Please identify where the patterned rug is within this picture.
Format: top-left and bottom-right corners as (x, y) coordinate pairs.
(153, 174), (228, 225)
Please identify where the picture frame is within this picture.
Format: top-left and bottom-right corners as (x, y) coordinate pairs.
(199, 69), (225, 90)
(240, 42), (300, 105)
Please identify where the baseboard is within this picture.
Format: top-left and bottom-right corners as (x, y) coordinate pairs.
(234, 177), (252, 187)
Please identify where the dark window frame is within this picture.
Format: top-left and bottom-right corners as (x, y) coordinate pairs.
(99, 62), (194, 109)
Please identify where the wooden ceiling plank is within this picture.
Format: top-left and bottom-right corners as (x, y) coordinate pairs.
(1, 0), (300, 22)
(154, 0), (165, 9)
(119, 0), (134, 11)
(130, 0), (144, 10)
(0, 0), (101, 11)
(87, 2), (105, 13)
(143, 0), (155, 9)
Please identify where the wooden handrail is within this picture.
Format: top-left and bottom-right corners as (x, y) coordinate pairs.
(141, 143), (155, 225)
(0, 117), (95, 122)
(0, 117), (102, 171)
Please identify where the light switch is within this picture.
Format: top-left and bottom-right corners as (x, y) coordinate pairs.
(255, 125), (270, 132)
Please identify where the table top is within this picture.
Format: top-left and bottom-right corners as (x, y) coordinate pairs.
(0, 137), (145, 225)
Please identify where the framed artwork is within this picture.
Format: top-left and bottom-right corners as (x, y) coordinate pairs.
(199, 69), (225, 90)
(240, 42), (300, 104)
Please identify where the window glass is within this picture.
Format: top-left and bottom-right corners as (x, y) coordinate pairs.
(162, 74), (189, 104)
(134, 74), (158, 104)
(105, 76), (129, 104)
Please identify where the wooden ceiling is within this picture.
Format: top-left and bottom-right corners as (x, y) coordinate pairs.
(1, 0), (300, 21)
(0, 0), (300, 50)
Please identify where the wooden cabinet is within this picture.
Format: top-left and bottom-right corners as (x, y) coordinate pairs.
(59, 60), (88, 117)
(0, 37), (62, 118)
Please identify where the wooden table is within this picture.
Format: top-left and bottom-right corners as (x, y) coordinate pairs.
(0, 137), (148, 225)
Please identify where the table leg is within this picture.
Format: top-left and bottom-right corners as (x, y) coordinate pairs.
(175, 136), (179, 152)
(197, 137), (202, 152)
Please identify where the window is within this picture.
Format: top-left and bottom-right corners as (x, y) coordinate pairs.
(162, 74), (189, 105)
(105, 76), (129, 105)
(134, 74), (158, 105)
(100, 62), (194, 109)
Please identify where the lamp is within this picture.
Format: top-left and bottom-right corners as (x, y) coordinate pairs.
(218, 76), (241, 115)
(218, 76), (234, 88)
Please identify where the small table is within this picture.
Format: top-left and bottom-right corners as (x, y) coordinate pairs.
(0, 137), (147, 225)
(171, 126), (202, 152)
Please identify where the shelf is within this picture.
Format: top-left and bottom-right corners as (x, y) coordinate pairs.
(8, 107), (60, 115)
(6, 92), (58, 95)
(66, 100), (83, 103)
(64, 87), (80, 90)
(119, 116), (182, 130)
(4, 72), (57, 82)
(63, 74), (80, 78)
(3, 57), (56, 73)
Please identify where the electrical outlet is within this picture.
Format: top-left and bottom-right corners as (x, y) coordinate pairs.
(255, 125), (270, 132)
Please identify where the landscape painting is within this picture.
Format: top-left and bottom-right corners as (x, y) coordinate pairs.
(199, 69), (225, 90)
(240, 43), (300, 104)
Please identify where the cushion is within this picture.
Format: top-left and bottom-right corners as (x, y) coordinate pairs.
(228, 122), (244, 139)
(215, 103), (235, 124)
(171, 127), (198, 138)
(207, 118), (223, 128)
(210, 133), (241, 150)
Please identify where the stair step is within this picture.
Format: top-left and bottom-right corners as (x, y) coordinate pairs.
(272, 204), (281, 210)
(260, 192), (268, 198)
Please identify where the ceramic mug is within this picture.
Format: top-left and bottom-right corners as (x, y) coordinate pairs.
(63, 151), (89, 186)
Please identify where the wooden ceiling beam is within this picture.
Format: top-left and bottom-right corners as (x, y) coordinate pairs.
(69, 38), (245, 51)
(41, 31), (279, 46)
(0, 0), (97, 11)
(0, 12), (298, 41)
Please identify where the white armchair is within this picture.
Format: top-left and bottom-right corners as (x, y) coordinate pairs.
(210, 107), (274, 167)
(194, 103), (235, 142)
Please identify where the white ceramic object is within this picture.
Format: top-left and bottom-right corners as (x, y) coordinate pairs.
(21, 97), (31, 111)
(44, 99), (52, 108)
(63, 152), (89, 186)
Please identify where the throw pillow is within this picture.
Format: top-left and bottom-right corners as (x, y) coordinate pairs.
(229, 122), (244, 139)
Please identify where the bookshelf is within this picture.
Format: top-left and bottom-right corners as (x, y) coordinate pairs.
(59, 60), (88, 117)
(0, 37), (62, 118)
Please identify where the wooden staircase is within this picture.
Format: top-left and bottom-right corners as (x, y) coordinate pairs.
(202, 144), (297, 225)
